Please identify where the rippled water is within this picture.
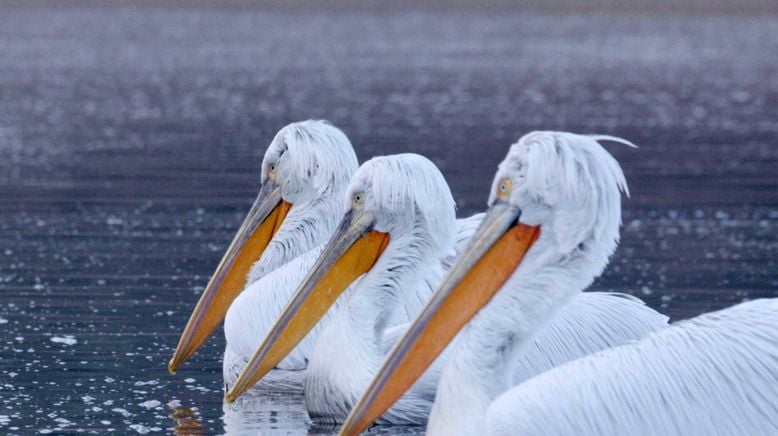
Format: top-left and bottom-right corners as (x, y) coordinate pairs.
(1, 3), (777, 434)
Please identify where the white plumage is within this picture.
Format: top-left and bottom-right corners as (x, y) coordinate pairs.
(298, 153), (666, 425)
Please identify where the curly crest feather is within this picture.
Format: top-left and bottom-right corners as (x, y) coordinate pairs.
(262, 120), (358, 197)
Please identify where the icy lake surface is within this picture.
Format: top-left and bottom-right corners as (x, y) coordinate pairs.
(1, 2), (777, 434)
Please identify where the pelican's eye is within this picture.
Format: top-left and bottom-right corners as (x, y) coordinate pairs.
(353, 192), (365, 207)
(267, 162), (278, 180)
(497, 178), (512, 200)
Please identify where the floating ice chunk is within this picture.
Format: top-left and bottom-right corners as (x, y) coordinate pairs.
(82, 395), (95, 404)
(129, 424), (161, 434)
(167, 399), (181, 408)
(129, 424), (150, 434)
(138, 400), (161, 409)
(111, 408), (132, 417)
(184, 378), (195, 383)
(50, 336), (77, 346)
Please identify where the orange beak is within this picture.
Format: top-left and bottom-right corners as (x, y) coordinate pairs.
(225, 209), (390, 403)
(168, 182), (292, 374)
(339, 203), (539, 435)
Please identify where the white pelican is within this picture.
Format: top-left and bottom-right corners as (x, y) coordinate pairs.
(168, 120), (359, 378)
(339, 131), (778, 436)
(224, 152), (667, 423)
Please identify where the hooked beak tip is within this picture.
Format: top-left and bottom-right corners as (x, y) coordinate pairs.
(224, 391), (237, 404)
(167, 359), (178, 375)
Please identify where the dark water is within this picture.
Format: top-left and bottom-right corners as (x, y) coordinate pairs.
(1, 3), (777, 434)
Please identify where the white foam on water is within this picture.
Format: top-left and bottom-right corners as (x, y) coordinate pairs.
(129, 424), (150, 434)
(50, 336), (77, 346)
(138, 400), (161, 409)
(111, 408), (132, 418)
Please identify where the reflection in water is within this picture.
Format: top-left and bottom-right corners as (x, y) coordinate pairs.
(169, 403), (205, 435)
(222, 389), (310, 434)
(221, 389), (425, 435)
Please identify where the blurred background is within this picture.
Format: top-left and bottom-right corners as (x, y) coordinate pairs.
(1, 1), (776, 433)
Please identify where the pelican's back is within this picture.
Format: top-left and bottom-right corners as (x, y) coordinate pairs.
(487, 298), (778, 436)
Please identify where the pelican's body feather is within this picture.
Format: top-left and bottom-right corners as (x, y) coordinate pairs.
(224, 247), (324, 387)
(308, 290), (666, 425)
(487, 298), (778, 436)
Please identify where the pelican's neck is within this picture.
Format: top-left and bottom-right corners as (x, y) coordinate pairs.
(351, 225), (448, 343)
(429, 231), (608, 434)
(325, 211), (452, 367)
(248, 188), (343, 284)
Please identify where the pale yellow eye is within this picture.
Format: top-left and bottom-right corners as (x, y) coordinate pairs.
(353, 192), (365, 205)
(497, 178), (511, 199)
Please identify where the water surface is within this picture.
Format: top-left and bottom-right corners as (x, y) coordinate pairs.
(1, 3), (777, 434)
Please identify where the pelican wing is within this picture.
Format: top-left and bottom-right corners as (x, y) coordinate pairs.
(510, 291), (668, 384)
(488, 298), (778, 436)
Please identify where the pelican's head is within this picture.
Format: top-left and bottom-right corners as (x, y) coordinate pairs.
(338, 132), (636, 435)
(168, 120), (358, 374)
(344, 153), (456, 252)
(263, 120), (358, 207)
(224, 153), (456, 403)
(487, 131), (631, 262)
(248, 120), (360, 278)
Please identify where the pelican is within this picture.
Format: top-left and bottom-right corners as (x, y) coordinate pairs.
(225, 152), (667, 424)
(168, 120), (359, 379)
(339, 131), (778, 435)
